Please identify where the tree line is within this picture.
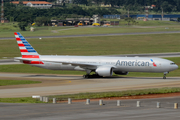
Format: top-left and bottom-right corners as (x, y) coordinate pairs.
(1, 0), (180, 30)
(3, 4), (119, 21)
(2, 0), (180, 12)
(1, 2), (119, 30)
(73, 0), (180, 12)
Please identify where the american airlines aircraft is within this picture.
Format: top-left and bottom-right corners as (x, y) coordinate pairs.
(14, 32), (178, 79)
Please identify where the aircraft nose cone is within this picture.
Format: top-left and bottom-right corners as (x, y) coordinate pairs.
(175, 64), (179, 70)
(170, 64), (178, 71)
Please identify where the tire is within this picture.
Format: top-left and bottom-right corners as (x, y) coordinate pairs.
(83, 75), (86, 78)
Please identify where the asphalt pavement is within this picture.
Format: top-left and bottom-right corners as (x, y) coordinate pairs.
(0, 72), (180, 98)
(1, 97), (180, 120)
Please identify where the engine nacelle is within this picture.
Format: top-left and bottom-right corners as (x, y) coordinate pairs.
(95, 66), (113, 77)
(114, 71), (128, 75)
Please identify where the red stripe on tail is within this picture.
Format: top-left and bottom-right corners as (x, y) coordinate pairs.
(16, 38), (21, 41)
(20, 49), (28, 52)
(18, 44), (25, 47)
(14, 32), (18, 35)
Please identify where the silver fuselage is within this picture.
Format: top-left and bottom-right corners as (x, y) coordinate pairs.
(31, 55), (178, 73)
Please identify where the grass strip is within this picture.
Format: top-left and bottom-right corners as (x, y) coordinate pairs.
(1, 24), (180, 38)
(0, 80), (41, 86)
(0, 97), (44, 103)
(49, 87), (180, 101)
(1, 87), (180, 103)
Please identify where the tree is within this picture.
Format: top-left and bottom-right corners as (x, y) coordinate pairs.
(73, 0), (88, 5)
(124, 17), (137, 25)
(35, 17), (50, 26)
(93, 0), (102, 5)
(18, 22), (28, 31)
(161, 1), (173, 12)
(17, 13), (32, 31)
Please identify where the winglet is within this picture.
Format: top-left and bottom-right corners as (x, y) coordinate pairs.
(14, 32), (40, 58)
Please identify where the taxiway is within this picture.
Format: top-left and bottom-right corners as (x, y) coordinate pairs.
(0, 73), (180, 98)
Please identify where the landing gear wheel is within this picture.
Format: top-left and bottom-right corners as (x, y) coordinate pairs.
(83, 75), (89, 79)
(163, 76), (166, 79)
(163, 72), (169, 79)
(85, 75), (89, 78)
(83, 75), (86, 78)
(83, 74), (102, 79)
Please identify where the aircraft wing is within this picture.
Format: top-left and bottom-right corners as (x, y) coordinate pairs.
(43, 60), (117, 69)
(14, 57), (97, 67)
(15, 57), (117, 69)
(43, 60), (98, 67)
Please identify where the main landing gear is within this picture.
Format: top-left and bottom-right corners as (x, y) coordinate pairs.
(83, 74), (102, 79)
(163, 72), (169, 79)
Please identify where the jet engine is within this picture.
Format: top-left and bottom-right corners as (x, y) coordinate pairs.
(114, 71), (129, 75)
(95, 66), (113, 76)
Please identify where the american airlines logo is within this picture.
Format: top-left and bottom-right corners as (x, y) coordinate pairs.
(116, 60), (150, 66)
(151, 59), (157, 67)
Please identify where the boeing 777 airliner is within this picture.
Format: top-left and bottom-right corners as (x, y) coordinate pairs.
(14, 32), (178, 79)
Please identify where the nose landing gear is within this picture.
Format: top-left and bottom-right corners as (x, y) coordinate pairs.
(163, 72), (169, 79)
(163, 75), (166, 79)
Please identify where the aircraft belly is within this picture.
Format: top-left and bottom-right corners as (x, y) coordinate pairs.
(115, 66), (154, 72)
(60, 65), (75, 70)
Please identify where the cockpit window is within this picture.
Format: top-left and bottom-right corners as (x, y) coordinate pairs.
(170, 63), (176, 65)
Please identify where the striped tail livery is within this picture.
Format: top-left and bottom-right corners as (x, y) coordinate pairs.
(14, 32), (39, 58)
(14, 32), (44, 65)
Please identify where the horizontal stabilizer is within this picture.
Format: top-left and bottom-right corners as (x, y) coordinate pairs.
(14, 57), (44, 65)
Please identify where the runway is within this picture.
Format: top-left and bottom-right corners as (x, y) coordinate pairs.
(0, 73), (180, 98)
(1, 31), (180, 40)
(1, 97), (180, 120)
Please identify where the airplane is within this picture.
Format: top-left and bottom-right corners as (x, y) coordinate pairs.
(14, 32), (178, 79)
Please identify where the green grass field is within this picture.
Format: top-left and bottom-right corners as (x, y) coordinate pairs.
(0, 80), (41, 86)
(1, 34), (180, 58)
(0, 21), (180, 38)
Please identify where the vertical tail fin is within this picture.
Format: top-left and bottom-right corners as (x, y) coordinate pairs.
(14, 32), (40, 58)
